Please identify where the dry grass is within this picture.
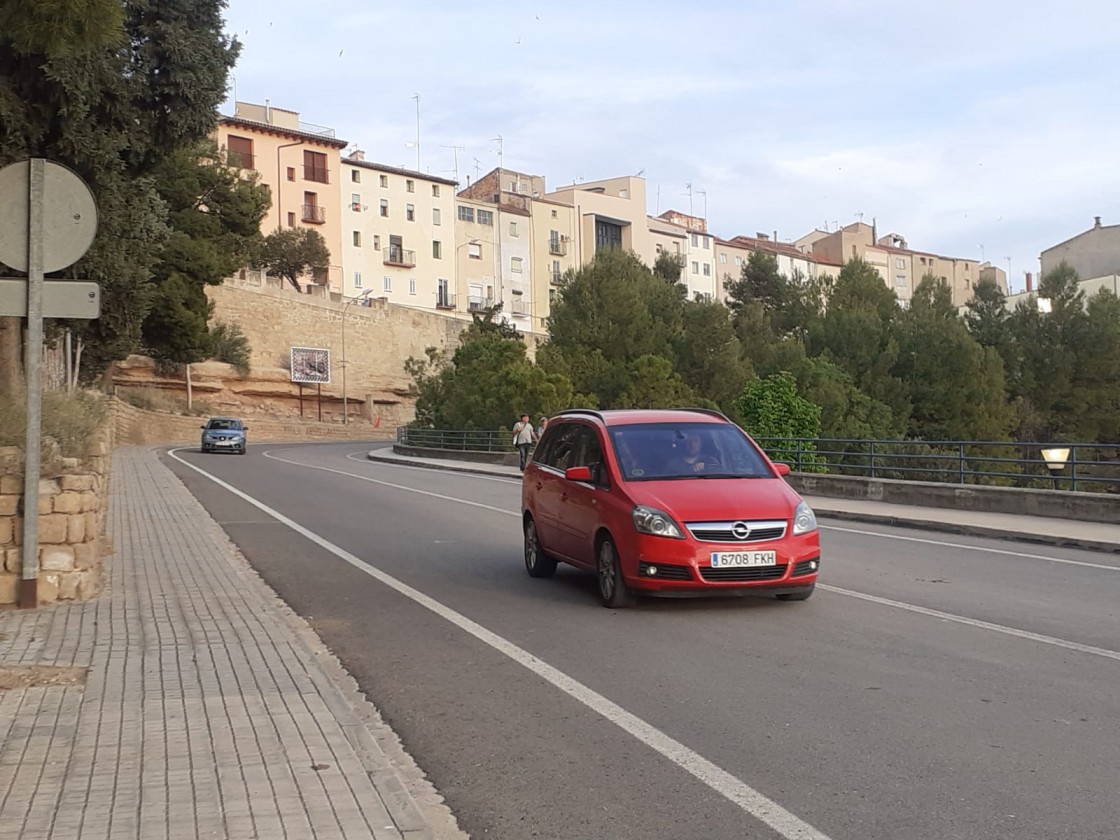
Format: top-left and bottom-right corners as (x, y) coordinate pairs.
(117, 386), (211, 416)
(0, 390), (108, 458)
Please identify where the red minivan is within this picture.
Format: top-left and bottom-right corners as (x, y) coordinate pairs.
(521, 409), (820, 607)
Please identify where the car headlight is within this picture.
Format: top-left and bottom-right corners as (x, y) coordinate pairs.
(792, 501), (818, 535)
(632, 505), (685, 539)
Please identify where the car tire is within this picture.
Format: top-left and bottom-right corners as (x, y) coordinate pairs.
(597, 537), (635, 608)
(776, 585), (815, 602)
(523, 517), (557, 578)
(239, 447), (247, 455)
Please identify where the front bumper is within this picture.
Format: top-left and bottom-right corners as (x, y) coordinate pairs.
(626, 531), (820, 594)
(203, 437), (245, 449)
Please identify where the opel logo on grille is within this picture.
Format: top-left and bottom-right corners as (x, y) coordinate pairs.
(731, 522), (752, 540)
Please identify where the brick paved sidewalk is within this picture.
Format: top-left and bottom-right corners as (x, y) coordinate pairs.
(0, 447), (459, 840)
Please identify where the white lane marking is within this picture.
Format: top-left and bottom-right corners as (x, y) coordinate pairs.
(821, 525), (1120, 571)
(167, 447), (832, 840)
(820, 584), (1120, 662)
(233, 449), (1120, 663)
(345, 450), (522, 484)
(260, 449), (520, 518)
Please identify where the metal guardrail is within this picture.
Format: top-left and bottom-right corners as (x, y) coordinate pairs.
(754, 437), (1120, 493)
(398, 427), (514, 453)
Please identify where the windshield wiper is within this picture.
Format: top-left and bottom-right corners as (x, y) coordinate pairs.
(695, 473), (766, 479)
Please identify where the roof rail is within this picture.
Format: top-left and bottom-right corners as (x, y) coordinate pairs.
(680, 407), (731, 422)
(553, 409), (604, 420)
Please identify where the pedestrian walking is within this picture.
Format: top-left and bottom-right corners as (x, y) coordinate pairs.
(537, 416), (549, 438)
(513, 413), (536, 471)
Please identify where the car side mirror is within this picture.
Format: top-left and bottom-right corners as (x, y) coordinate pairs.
(774, 462), (791, 477)
(565, 466), (593, 482)
(200, 425), (206, 430)
(242, 426), (249, 431)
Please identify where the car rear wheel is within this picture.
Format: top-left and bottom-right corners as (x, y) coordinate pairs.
(776, 585), (814, 602)
(597, 537), (635, 608)
(524, 517), (557, 578)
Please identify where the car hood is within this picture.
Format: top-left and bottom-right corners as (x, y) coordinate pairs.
(626, 477), (802, 522)
(205, 429), (244, 436)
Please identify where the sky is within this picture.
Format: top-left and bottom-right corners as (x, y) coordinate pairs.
(220, 0), (1120, 293)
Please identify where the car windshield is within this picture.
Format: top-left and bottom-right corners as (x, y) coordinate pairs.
(207, 419), (242, 431)
(608, 422), (773, 481)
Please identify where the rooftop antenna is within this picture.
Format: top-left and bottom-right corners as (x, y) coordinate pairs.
(697, 189), (708, 224)
(473, 157), (482, 181)
(980, 244), (986, 262)
(656, 185), (661, 215)
(491, 135), (503, 170)
(412, 94), (421, 171)
(440, 144), (465, 185)
(684, 183), (693, 217)
(855, 211), (864, 223)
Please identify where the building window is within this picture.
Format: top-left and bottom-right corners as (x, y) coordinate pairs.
(458, 205), (475, 223)
(432, 184), (440, 197)
(692, 261), (699, 274)
(354, 271), (363, 288)
(895, 275), (907, 287)
(965, 263), (970, 272)
(351, 169), (361, 183)
(594, 219), (623, 251)
(896, 258), (905, 269)
(551, 209), (558, 219)
(437, 278), (451, 308)
(691, 234), (699, 247)
(549, 288), (556, 304)
(509, 221), (519, 237)
(477, 209), (494, 226)
(703, 263), (711, 277)
(409, 278), (417, 295)
(735, 256), (743, 267)
(380, 174), (389, 188)
(373, 234), (380, 250)
(303, 150), (328, 183)
(286, 167), (296, 181)
(433, 208), (441, 226)
(406, 179), (415, 192)
(406, 204), (415, 221)
(353, 231), (361, 247)
(383, 276), (392, 292)
(511, 257), (523, 273)
(468, 242), (482, 259)
(351, 193), (361, 210)
(380, 199), (389, 217)
(226, 135), (254, 169)
(286, 211), (295, 227)
(703, 236), (710, 249)
(719, 253), (727, 264)
(920, 257), (927, 265)
(433, 240), (442, 259)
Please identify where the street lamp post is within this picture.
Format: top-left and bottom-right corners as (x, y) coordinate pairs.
(456, 238), (481, 308)
(341, 288), (373, 424)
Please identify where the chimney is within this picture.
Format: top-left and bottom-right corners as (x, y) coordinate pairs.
(1094, 216), (1102, 228)
(264, 98), (272, 124)
(1026, 272), (1033, 293)
(350, 149), (365, 162)
(773, 230), (778, 243)
(756, 232), (769, 241)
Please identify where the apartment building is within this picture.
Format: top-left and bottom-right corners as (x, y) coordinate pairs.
(215, 101), (348, 291)
(648, 211), (717, 299)
(544, 176), (654, 265)
(339, 153), (457, 309)
(453, 196), (501, 321)
(1041, 216), (1120, 281)
(533, 199), (578, 328)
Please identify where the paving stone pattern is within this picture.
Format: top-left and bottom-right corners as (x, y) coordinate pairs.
(0, 448), (439, 840)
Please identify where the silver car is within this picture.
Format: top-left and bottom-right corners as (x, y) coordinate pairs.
(200, 417), (248, 455)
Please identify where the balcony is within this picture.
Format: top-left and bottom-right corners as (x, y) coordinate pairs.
(548, 239), (567, 256)
(304, 165), (330, 184)
(436, 293), (457, 310)
(467, 295), (494, 312)
(384, 246), (416, 268)
(301, 204), (326, 224)
(227, 150), (255, 169)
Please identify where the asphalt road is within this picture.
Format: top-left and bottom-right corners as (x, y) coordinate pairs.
(163, 442), (1120, 840)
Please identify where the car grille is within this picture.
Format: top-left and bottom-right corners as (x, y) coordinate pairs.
(639, 562), (692, 581)
(686, 520), (787, 543)
(700, 564), (788, 582)
(791, 558), (819, 577)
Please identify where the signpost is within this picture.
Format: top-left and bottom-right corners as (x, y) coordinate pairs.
(290, 346), (330, 423)
(0, 159), (99, 608)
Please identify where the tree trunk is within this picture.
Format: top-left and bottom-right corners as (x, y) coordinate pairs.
(0, 316), (25, 398)
(185, 363), (193, 411)
(72, 338), (83, 390)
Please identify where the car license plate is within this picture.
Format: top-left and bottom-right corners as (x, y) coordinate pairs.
(710, 550), (776, 568)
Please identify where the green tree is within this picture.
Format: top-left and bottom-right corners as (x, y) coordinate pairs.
(260, 228), (331, 292)
(734, 371), (822, 467)
(675, 295), (751, 408)
(1078, 290), (1120, 442)
(652, 251), (686, 295)
(725, 251), (786, 314)
(893, 279), (1013, 440)
(540, 249), (683, 407)
(617, 355), (695, 408)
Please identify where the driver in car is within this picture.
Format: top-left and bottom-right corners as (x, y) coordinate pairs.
(667, 432), (717, 474)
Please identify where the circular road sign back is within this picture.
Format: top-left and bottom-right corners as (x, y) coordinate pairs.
(0, 159), (98, 274)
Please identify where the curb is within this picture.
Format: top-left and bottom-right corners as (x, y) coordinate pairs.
(368, 451), (1117, 555)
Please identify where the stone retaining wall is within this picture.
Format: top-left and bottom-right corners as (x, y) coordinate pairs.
(0, 429), (111, 606)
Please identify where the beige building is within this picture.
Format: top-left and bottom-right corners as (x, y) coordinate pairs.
(713, 235), (839, 305)
(215, 101), (348, 291)
(453, 196), (501, 322)
(532, 199), (578, 329)
(545, 176), (655, 266)
(339, 154), (457, 310)
(648, 211), (718, 300)
(1041, 216), (1120, 281)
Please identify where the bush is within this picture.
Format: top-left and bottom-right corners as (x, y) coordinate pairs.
(209, 321), (251, 376)
(0, 390), (108, 459)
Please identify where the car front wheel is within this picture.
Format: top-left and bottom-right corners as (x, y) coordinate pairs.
(597, 537), (635, 608)
(524, 517), (557, 578)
